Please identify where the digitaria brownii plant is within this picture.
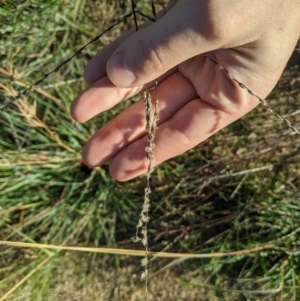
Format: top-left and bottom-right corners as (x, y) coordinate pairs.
(129, 2), (158, 298)
(1, 1), (299, 299)
(132, 82), (159, 295)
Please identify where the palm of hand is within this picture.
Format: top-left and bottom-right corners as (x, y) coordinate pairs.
(71, 0), (300, 181)
(72, 49), (261, 181)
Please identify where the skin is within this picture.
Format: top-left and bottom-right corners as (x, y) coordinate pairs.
(71, 0), (300, 181)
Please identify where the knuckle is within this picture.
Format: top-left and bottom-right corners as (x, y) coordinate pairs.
(134, 34), (165, 73)
(168, 118), (191, 147)
(202, 22), (227, 41)
(198, 14), (229, 42)
(188, 2), (229, 42)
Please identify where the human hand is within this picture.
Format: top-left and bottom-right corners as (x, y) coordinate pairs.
(71, 0), (300, 181)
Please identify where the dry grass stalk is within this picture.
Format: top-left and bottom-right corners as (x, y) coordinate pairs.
(132, 84), (159, 299)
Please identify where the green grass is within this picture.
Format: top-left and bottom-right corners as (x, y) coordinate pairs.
(1, 0), (300, 300)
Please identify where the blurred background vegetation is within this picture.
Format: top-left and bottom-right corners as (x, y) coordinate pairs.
(0, 0), (300, 300)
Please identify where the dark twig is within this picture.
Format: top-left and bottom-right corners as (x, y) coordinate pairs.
(131, 0), (139, 31)
(0, 13), (133, 110)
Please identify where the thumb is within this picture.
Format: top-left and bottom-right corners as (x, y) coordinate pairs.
(106, 1), (222, 88)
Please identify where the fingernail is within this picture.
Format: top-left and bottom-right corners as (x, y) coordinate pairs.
(107, 52), (136, 88)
